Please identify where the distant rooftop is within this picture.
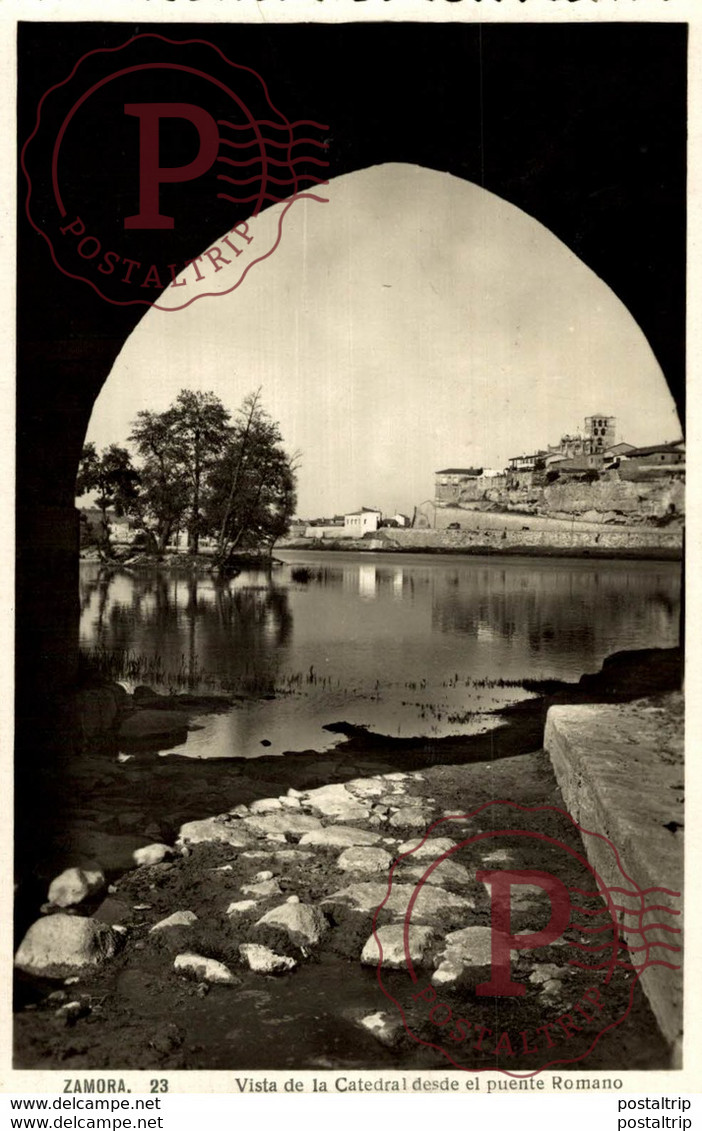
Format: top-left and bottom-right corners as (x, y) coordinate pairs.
(435, 467), (483, 476)
(625, 441), (685, 458)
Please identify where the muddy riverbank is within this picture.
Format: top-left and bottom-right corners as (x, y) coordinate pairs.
(14, 647), (682, 1072)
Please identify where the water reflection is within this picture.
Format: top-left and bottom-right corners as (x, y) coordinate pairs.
(80, 567), (292, 692)
(79, 551), (680, 757)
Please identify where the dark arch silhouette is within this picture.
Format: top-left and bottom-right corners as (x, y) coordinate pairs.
(15, 21), (686, 877)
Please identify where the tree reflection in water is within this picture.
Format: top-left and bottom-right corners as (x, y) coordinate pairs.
(79, 566), (292, 693)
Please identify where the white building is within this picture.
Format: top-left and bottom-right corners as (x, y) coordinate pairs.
(344, 507), (382, 536)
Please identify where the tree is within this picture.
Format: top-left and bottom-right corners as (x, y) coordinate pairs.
(204, 391), (298, 567)
(128, 409), (191, 554)
(168, 390), (230, 553)
(75, 443), (140, 557)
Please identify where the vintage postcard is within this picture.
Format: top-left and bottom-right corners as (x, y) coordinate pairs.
(2, 0), (698, 1106)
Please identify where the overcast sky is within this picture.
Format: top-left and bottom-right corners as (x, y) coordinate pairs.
(86, 162), (681, 518)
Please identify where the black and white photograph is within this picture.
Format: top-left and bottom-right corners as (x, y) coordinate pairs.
(7, 4), (692, 1094)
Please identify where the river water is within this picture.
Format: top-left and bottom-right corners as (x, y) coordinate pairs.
(79, 551), (681, 760)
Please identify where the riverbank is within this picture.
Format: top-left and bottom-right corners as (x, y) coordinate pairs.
(14, 647), (682, 1071)
(283, 526), (682, 560)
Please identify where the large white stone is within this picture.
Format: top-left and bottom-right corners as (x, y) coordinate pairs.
(431, 925), (500, 984)
(302, 784), (370, 821)
(361, 924), (434, 969)
(241, 878), (283, 898)
(48, 867), (105, 908)
(244, 812), (323, 838)
(299, 826), (381, 848)
(150, 910), (197, 932)
(249, 798), (283, 814)
(177, 816), (252, 848)
(15, 915), (121, 974)
(174, 953), (237, 984)
(278, 796), (301, 810)
(255, 902), (328, 945)
(398, 837), (457, 859)
(345, 777), (386, 799)
(324, 882), (473, 923)
(398, 859), (473, 887)
(389, 809), (428, 830)
(357, 1011), (405, 1047)
(337, 847), (393, 875)
(133, 844), (172, 867)
(239, 943), (296, 974)
(227, 900), (258, 915)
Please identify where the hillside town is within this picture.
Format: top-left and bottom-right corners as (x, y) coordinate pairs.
(79, 411), (684, 560)
(290, 413), (685, 541)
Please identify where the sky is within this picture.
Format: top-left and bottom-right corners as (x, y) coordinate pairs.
(86, 162), (681, 518)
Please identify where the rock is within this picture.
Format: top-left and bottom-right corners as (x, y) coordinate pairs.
(15, 915), (121, 975)
(529, 964), (566, 985)
(383, 773), (409, 781)
(133, 844), (172, 867)
(286, 788), (304, 798)
(118, 709), (189, 741)
(227, 900), (258, 915)
(173, 953), (237, 984)
(56, 1000), (90, 1026)
(337, 847), (393, 875)
(253, 870), (274, 882)
(481, 881), (547, 907)
(45, 990), (68, 1005)
(239, 943), (297, 974)
(286, 895), (300, 904)
(432, 926), (499, 985)
(432, 958), (465, 986)
(398, 859), (473, 887)
(249, 798), (283, 815)
(324, 882), (473, 922)
(357, 1010), (405, 1047)
(345, 777), (386, 799)
(278, 796), (301, 810)
(150, 911), (197, 932)
(241, 878), (283, 898)
(397, 836), (457, 859)
(302, 784), (370, 821)
(482, 848), (514, 865)
(299, 826), (382, 848)
(255, 903), (329, 946)
(48, 866), (105, 908)
(274, 850), (314, 862)
(244, 813), (323, 838)
(177, 816), (252, 848)
(229, 804), (250, 818)
(361, 924), (434, 968)
(389, 809), (428, 830)
(266, 834), (288, 844)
